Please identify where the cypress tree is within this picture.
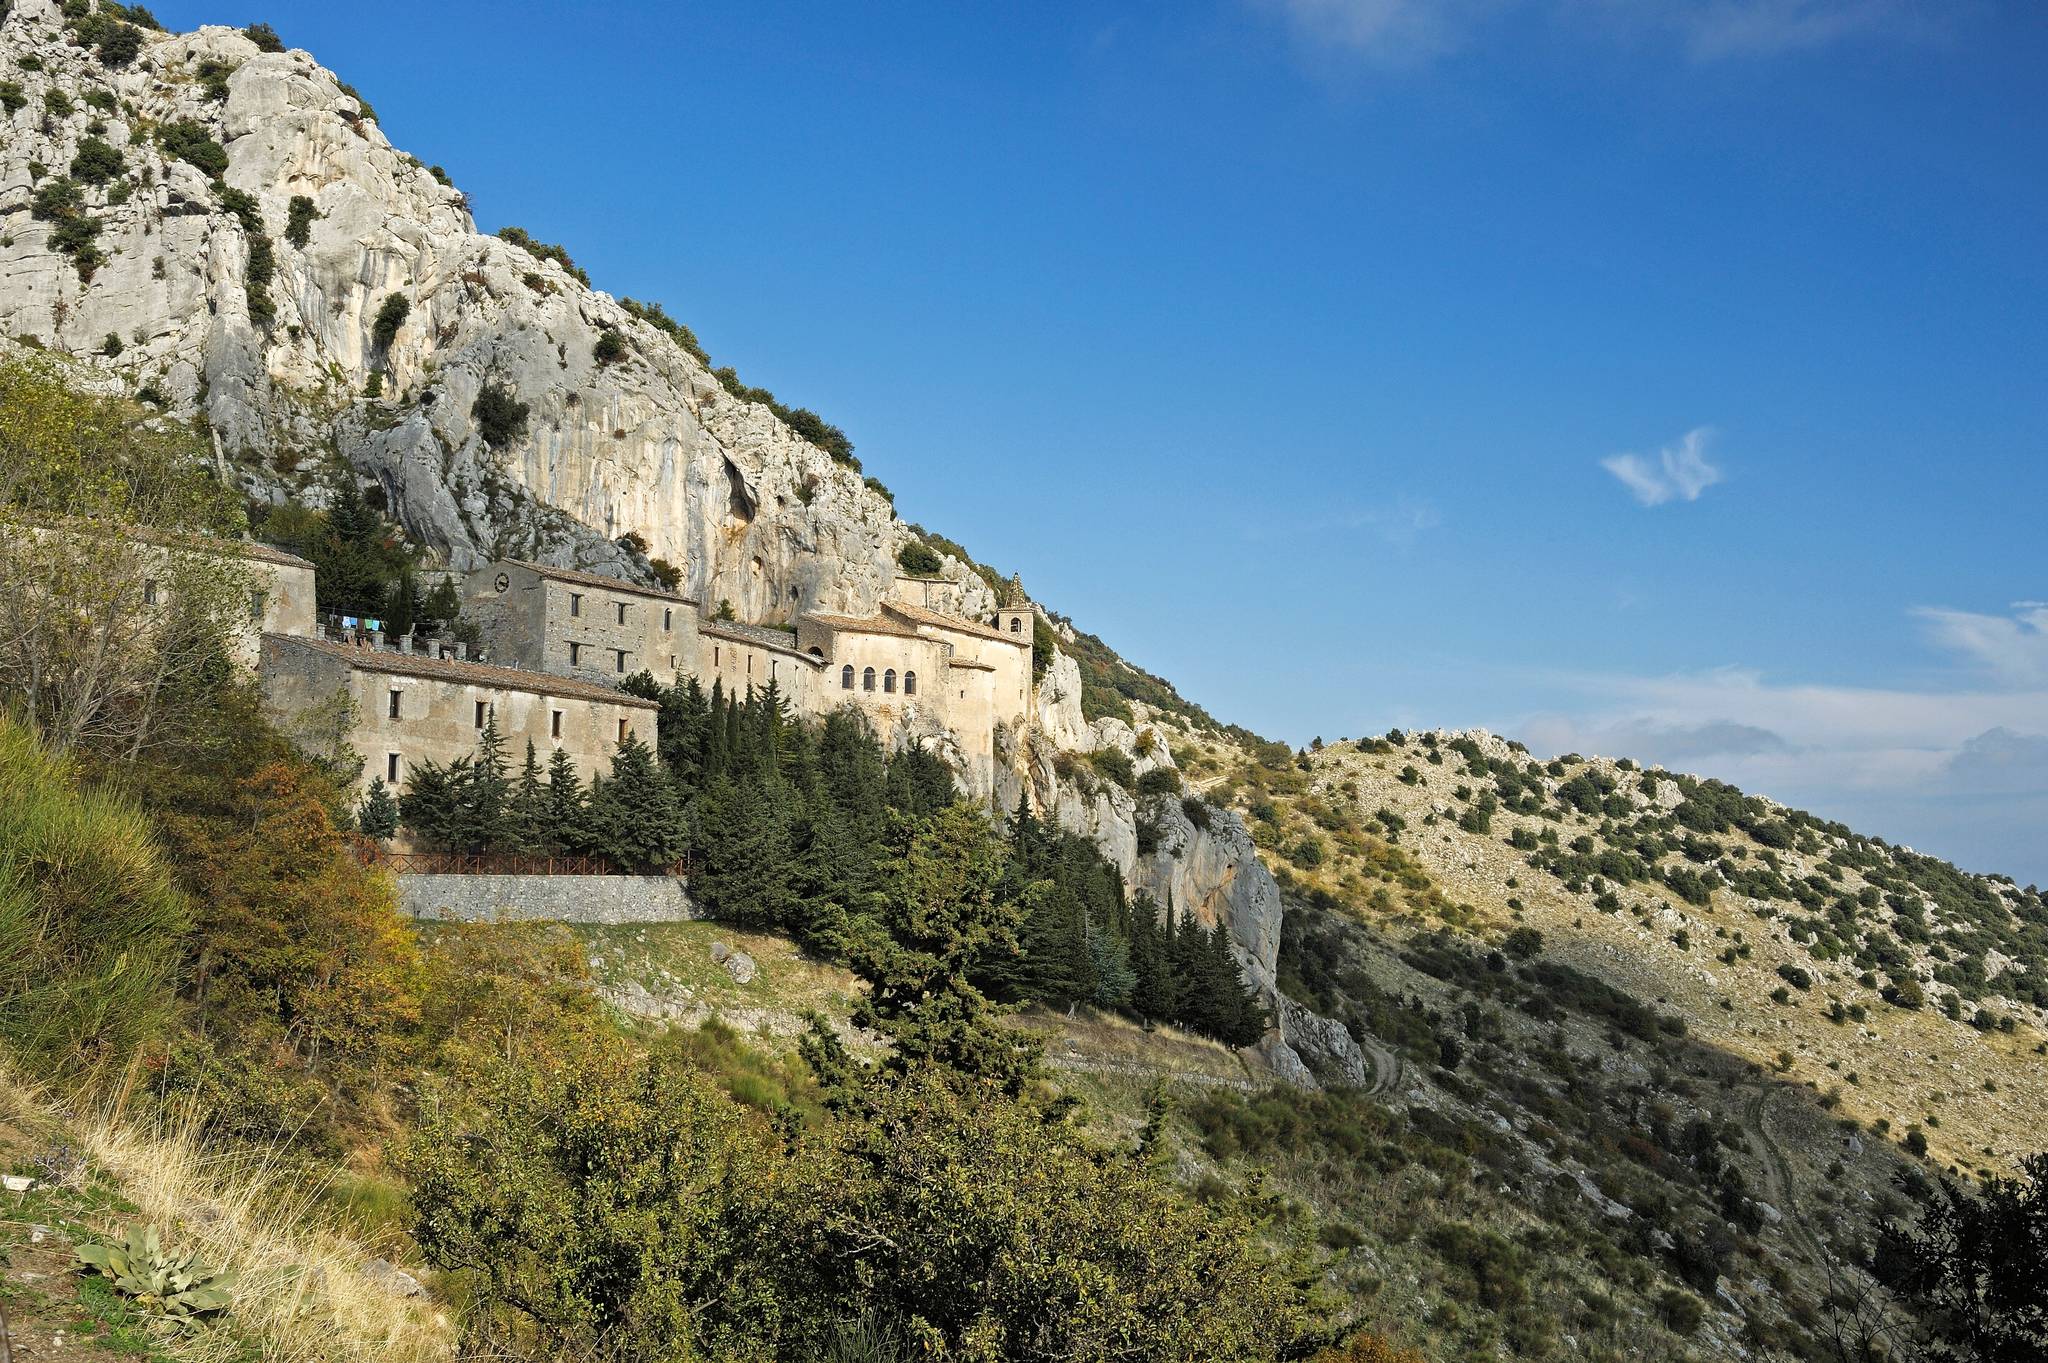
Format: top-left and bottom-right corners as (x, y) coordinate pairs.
(508, 739), (546, 852)
(587, 735), (684, 872)
(356, 775), (399, 840)
(541, 745), (587, 855)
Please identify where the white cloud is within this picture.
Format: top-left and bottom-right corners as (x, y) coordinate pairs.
(1599, 426), (1722, 506)
(1681, 0), (1912, 60)
(1911, 602), (2048, 688)
(1258, 0), (1929, 66)
(1257, 0), (1495, 64)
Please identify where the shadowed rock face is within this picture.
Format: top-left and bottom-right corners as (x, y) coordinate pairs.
(0, 0), (1292, 1026)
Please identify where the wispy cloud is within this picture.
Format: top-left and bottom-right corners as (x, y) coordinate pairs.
(1599, 426), (1722, 506)
(1681, 0), (1914, 60)
(1258, 0), (1929, 66)
(1911, 602), (2048, 688)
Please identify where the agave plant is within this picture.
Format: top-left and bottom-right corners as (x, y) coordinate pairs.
(74, 1223), (237, 1326)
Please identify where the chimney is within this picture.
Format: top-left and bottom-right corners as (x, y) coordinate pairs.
(369, 629), (384, 650)
(454, 641), (468, 662)
(398, 634), (413, 656)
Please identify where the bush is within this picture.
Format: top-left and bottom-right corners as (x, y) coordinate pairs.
(157, 120), (228, 179)
(0, 717), (185, 1080)
(472, 380), (529, 448)
(1776, 963), (1813, 991)
(68, 136), (124, 185)
(243, 21), (284, 52)
(895, 540), (943, 576)
(1657, 1288), (1704, 1335)
(280, 196), (318, 250)
(1088, 748), (1135, 790)
(592, 328), (626, 365)
(371, 292), (410, 349)
(1136, 766), (1180, 798)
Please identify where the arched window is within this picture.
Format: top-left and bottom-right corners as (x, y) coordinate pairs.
(862, 667), (876, 691)
(1009, 617), (1021, 633)
(884, 669), (896, 693)
(903, 670), (917, 695)
(841, 665), (854, 689)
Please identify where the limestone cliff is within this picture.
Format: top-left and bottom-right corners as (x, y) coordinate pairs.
(0, 1), (1295, 1045)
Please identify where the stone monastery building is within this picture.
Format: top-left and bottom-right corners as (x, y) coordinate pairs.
(244, 547), (1031, 804)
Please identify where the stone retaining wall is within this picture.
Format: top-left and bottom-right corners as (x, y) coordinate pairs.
(399, 873), (697, 925)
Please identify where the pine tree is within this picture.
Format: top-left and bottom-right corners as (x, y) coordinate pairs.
(356, 775), (399, 840)
(384, 568), (422, 637)
(421, 575), (463, 630)
(458, 713), (514, 852)
(541, 745), (587, 855)
(399, 755), (471, 849)
(508, 739), (546, 852)
(693, 774), (798, 926)
(586, 735), (684, 872)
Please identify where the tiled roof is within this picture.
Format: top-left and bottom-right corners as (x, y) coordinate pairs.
(701, 618), (825, 662)
(505, 559), (692, 603)
(265, 634), (658, 708)
(118, 524), (315, 569)
(883, 599), (1028, 647)
(801, 612), (924, 641)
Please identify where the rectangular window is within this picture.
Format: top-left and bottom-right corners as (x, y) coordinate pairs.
(142, 578), (158, 605)
(388, 689), (402, 719)
(663, 607), (672, 632)
(551, 710), (563, 739)
(616, 602), (627, 626)
(617, 718), (628, 743)
(386, 752), (401, 783)
(474, 700), (490, 728)
(569, 592), (583, 617)
(614, 649), (627, 674)
(249, 590), (266, 621)
(568, 642), (582, 667)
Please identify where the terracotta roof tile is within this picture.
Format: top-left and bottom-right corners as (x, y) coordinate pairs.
(264, 634), (658, 708)
(801, 612), (924, 640)
(701, 619), (825, 661)
(883, 599), (1028, 646)
(505, 559), (692, 602)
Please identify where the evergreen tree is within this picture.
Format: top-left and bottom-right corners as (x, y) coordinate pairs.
(693, 774), (799, 927)
(541, 745), (588, 855)
(1129, 895), (1181, 1022)
(507, 739), (547, 852)
(356, 775), (399, 840)
(384, 568), (422, 637)
(461, 713), (514, 852)
(586, 735), (685, 872)
(399, 755), (472, 849)
(421, 575), (463, 630)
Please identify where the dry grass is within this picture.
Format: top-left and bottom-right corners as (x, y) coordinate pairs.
(0, 1066), (450, 1363)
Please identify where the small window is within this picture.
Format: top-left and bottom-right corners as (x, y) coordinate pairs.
(249, 590), (266, 620)
(862, 667), (876, 692)
(841, 665), (854, 689)
(616, 602), (627, 625)
(1010, 617), (1021, 633)
(663, 607), (672, 632)
(883, 668), (896, 693)
(551, 709), (563, 739)
(142, 578), (158, 606)
(617, 717), (628, 743)
(568, 642), (582, 666)
(747, 654), (753, 675)
(614, 649), (628, 673)
(714, 645), (720, 667)
(386, 752), (401, 783)
(569, 592), (583, 617)
(904, 670), (917, 695)
(474, 700), (490, 728)
(388, 689), (402, 719)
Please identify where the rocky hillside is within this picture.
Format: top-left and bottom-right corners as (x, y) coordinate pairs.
(0, 0), (1306, 1049)
(1149, 715), (2048, 1176)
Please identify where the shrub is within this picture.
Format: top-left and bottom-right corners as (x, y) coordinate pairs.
(68, 136), (124, 185)
(896, 540), (943, 576)
(1776, 963), (1813, 991)
(0, 718), (185, 1080)
(1656, 1288), (1704, 1335)
(1136, 766), (1180, 798)
(101, 332), (122, 357)
(243, 21), (284, 52)
(371, 292), (411, 349)
(472, 380), (529, 448)
(592, 328), (626, 365)
(158, 120), (228, 179)
(496, 225), (588, 285)
(284, 194), (317, 247)
(1089, 748), (1135, 791)
(0, 81), (22, 114)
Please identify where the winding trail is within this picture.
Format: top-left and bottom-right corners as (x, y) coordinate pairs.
(1746, 1087), (1823, 1265)
(1359, 1034), (1404, 1097)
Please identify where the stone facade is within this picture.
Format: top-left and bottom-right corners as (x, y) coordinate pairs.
(464, 560), (697, 688)
(400, 872), (696, 924)
(259, 633), (658, 803)
(459, 556), (1033, 796)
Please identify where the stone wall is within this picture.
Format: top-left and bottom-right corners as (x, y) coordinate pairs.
(400, 872), (697, 924)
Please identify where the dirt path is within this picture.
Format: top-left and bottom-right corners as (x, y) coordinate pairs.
(1746, 1086), (1823, 1265)
(1358, 1034), (1404, 1097)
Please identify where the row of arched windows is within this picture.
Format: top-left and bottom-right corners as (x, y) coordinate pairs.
(841, 664), (916, 695)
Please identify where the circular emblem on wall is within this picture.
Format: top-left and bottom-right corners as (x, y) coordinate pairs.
(494, 573), (510, 593)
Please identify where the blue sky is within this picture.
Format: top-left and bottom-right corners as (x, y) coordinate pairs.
(159, 1), (2047, 881)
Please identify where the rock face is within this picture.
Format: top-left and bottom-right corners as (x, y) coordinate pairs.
(0, 3), (1290, 1029)
(0, 3), (932, 623)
